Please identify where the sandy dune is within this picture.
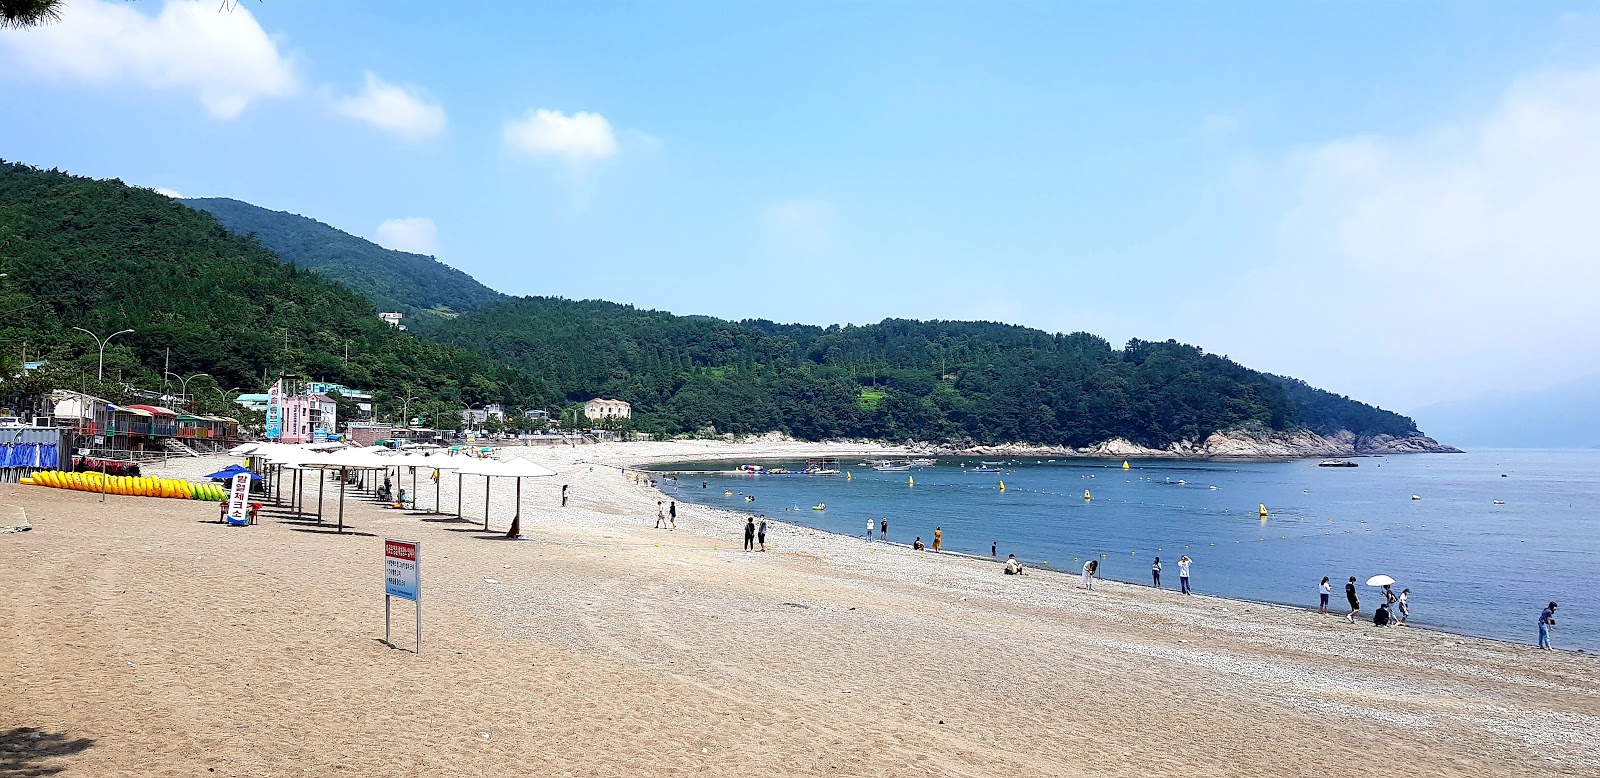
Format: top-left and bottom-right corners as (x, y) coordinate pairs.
(3, 440), (1595, 777)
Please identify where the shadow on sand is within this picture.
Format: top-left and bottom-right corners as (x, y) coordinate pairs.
(0, 727), (95, 777)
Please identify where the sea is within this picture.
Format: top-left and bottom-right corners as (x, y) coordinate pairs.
(654, 449), (1597, 652)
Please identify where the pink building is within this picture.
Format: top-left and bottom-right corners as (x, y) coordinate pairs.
(278, 393), (337, 443)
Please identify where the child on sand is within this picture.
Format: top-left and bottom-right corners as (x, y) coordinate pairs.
(1151, 556), (1162, 588)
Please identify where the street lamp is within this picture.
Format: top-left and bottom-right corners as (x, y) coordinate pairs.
(164, 372), (210, 408)
(72, 327), (134, 382)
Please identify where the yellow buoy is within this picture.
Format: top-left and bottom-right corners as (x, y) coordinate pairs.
(1122, 460), (1130, 470)
(908, 476), (914, 487)
(1259, 503), (1268, 517)
(1084, 489), (1092, 500)
(845, 472), (852, 480)
(999, 480), (1006, 492)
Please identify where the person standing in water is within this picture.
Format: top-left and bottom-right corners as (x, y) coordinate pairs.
(1151, 556), (1162, 588)
(1538, 602), (1557, 649)
(743, 517), (756, 552)
(1081, 559), (1099, 590)
(1178, 555), (1192, 595)
(1345, 576), (1361, 623)
(992, 541), (997, 558)
(933, 526), (943, 551)
(1319, 577), (1331, 614)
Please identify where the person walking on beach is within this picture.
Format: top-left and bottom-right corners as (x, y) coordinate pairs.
(880, 519), (888, 543)
(669, 501), (677, 528)
(1345, 576), (1361, 623)
(1178, 555), (1192, 595)
(1538, 602), (1557, 649)
(561, 484), (568, 507)
(1151, 556), (1162, 588)
(933, 526), (943, 551)
(867, 518), (874, 541)
(1397, 589), (1410, 625)
(1319, 577), (1331, 614)
(656, 501), (666, 529)
(744, 517), (756, 552)
(1081, 559), (1099, 590)
(1382, 584), (1398, 625)
(758, 518), (767, 551)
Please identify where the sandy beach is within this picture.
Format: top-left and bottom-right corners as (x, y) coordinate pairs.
(3, 439), (1597, 777)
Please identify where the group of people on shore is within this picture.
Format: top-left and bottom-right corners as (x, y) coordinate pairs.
(1326, 577), (1410, 627)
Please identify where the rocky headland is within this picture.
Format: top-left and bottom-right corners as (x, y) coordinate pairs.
(945, 428), (1461, 460)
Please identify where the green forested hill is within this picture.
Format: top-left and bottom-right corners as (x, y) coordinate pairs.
(425, 296), (1419, 444)
(0, 162), (545, 424)
(2, 161), (1421, 446)
(180, 197), (502, 318)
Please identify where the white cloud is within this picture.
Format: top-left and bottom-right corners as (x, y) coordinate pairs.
(1210, 65), (1600, 407)
(334, 72), (446, 140)
(0, 0), (297, 119)
(375, 217), (437, 256)
(502, 109), (618, 161)
(153, 187), (183, 198)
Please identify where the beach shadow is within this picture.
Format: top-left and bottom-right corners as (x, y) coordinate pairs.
(0, 727), (95, 777)
(472, 534), (534, 542)
(370, 637), (418, 655)
(420, 516), (474, 524)
(440, 526), (494, 534)
(286, 526), (377, 538)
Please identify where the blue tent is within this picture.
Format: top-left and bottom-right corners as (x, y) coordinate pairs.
(204, 465), (262, 482)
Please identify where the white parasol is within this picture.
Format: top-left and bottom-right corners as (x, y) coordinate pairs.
(1365, 574), (1396, 587)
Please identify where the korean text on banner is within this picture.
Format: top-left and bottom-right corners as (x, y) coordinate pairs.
(226, 472), (252, 523)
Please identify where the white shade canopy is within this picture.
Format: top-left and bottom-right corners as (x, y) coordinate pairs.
(456, 457), (557, 478)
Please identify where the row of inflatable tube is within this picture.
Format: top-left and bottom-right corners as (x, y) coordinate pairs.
(21, 470), (229, 501)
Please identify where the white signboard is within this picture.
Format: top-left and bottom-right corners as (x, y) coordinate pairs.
(384, 539), (421, 601)
(226, 472), (252, 524)
(384, 538), (422, 654)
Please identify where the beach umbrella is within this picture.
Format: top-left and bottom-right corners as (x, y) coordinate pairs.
(1366, 574), (1396, 587)
(386, 451), (463, 514)
(456, 457), (557, 536)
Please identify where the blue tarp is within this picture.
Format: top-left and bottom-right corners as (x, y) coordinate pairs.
(0, 442), (56, 469)
(204, 466), (262, 482)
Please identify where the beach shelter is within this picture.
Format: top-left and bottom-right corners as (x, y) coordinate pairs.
(290, 448), (394, 533)
(455, 457), (557, 537)
(385, 451), (462, 514)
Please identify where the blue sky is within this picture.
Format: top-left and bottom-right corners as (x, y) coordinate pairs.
(4, 1), (1599, 419)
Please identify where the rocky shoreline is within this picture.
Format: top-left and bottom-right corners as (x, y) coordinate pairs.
(941, 429), (1461, 460)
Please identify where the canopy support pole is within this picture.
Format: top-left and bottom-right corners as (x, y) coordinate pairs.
(337, 467), (347, 534)
(457, 472), (463, 518)
(317, 471), (325, 524)
(483, 475), (491, 532)
(507, 476), (522, 539)
(433, 470), (440, 514)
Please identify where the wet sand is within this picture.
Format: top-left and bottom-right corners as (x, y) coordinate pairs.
(2, 440), (1596, 777)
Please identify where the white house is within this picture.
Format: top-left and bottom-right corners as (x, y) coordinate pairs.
(582, 398), (631, 421)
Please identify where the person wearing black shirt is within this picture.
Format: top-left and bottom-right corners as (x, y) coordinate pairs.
(1345, 577), (1361, 624)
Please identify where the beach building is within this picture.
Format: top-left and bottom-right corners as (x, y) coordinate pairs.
(49, 391), (240, 454)
(461, 403), (507, 428)
(305, 382), (374, 418)
(233, 393), (270, 412)
(278, 393), (337, 443)
(582, 398), (631, 421)
(345, 422), (394, 447)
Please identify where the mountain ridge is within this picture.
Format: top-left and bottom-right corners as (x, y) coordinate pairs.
(172, 189), (1446, 451)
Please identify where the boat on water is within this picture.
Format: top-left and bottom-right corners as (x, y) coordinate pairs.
(911, 458), (936, 467)
(804, 457), (840, 475)
(970, 465), (1003, 473)
(873, 462), (913, 472)
(1318, 459), (1359, 468)
(736, 464), (766, 473)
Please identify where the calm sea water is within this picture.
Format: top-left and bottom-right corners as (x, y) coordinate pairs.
(654, 449), (1597, 651)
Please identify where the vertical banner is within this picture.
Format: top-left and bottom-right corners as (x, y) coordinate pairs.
(226, 472), (252, 524)
(265, 379), (283, 440)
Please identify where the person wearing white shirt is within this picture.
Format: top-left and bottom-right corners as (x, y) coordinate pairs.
(1081, 559), (1098, 590)
(1319, 577), (1332, 614)
(1178, 555), (1192, 595)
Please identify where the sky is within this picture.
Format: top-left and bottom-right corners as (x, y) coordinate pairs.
(3, 1), (1599, 418)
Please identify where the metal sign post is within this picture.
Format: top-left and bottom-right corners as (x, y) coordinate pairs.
(383, 538), (422, 655)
